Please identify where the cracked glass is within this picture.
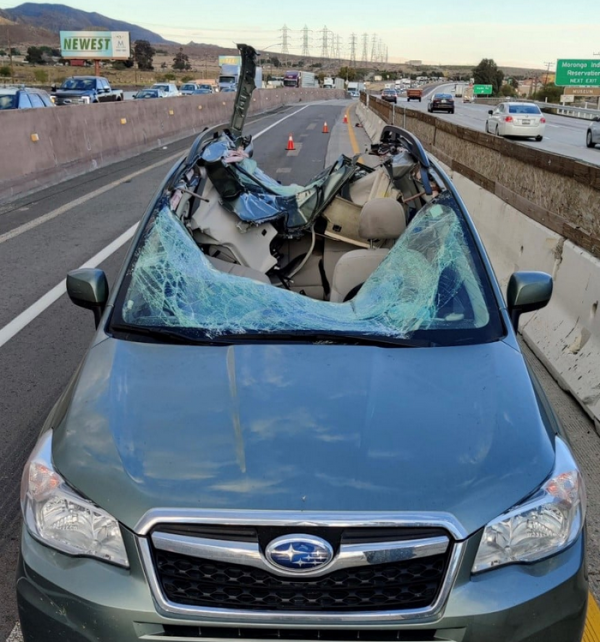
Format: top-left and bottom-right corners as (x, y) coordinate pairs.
(119, 192), (494, 342)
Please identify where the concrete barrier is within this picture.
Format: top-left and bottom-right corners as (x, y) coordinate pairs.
(0, 89), (345, 203)
(357, 101), (600, 430)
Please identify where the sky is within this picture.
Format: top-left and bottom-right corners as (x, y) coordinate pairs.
(3, 0), (600, 68)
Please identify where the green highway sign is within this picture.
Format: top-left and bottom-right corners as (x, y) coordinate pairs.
(473, 84), (493, 95)
(556, 59), (600, 87)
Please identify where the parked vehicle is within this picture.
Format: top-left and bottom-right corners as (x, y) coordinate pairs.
(406, 87), (422, 102)
(486, 102), (546, 141)
(180, 83), (200, 95)
(586, 116), (600, 148)
(52, 76), (123, 105)
(428, 92), (455, 113)
(283, 70), (317, 88)
(151, 83), (180, 98)
(380, 88), (398, 104)
(0, 86), (54, 110)
(323, 76), (334, 89)
(133, 88), (165, 99)
(16, 43), (588, 642)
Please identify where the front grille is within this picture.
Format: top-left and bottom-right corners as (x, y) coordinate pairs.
(162, 626), (437, 640)
(153, 549), (449, 612)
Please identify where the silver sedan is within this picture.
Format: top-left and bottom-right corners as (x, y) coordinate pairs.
(486, 102), (546, 141)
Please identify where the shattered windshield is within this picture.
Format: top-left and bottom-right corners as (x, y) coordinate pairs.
(115, 193), (502, 345)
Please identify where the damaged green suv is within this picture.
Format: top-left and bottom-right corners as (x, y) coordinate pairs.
(17, 44), (587, 642)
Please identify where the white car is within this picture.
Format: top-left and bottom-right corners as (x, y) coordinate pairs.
(151, 83), (181, 98)
(586, 116), (600, 148)
(485, 102), (545, 141)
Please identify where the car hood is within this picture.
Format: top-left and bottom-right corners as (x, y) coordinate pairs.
(54, 89), (95, 96)
(53, 338), (554, 536)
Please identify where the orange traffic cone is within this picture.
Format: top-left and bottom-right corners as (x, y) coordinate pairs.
(323, 122), (329, 134)
(343, 113), (348, 124)
(286, 134), (295, 151)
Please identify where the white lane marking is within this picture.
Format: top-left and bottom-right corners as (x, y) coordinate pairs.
(0, 152), (183, 245)
(0, 104), (315, 349)
(252, 105), (309, 140)
(5, 622), (20, 642)
(0, 223), (138, 350)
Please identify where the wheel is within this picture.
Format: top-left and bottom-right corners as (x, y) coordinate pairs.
(418, 98), (421, 102)
(450, 109), (455, 114)
(485, 121), (489, 133)
(587, 131), (595, 148)
(535, 135), (543, 142)
(494, 124), (500, 136)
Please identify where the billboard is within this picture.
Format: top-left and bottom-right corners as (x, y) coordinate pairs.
(60, 31), (131, 60)
(218, 55), (242, 66)
(555, 59), (600, 87)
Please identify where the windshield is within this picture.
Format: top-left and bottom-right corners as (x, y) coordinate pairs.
(219, 75), (236, 83)
(508, 104), (541, 114)
(115, 192), (502, 345)
(181, 84), (195, 90)
(0, 94), (17, 109)
(62, 78), (95, 90)
(153, 84), (169, 91)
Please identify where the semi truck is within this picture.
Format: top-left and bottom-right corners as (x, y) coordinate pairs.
(454, 83), (466, 98)
(283, 70), (317, 88)
(218, 64), (263, 92)
(347, 81), (365, 97)
(323, 77), (345, 90)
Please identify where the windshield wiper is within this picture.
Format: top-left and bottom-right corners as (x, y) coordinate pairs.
(214, 332), (436, 348)
(110, 324), (233, 346)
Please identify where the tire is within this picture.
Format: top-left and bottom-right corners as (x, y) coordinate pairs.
(494, 124), (500, 136)
(450, 109), (455, 114)
(535, 135), (543, 142)
(418, 98), (421, 102)
(485, 121), (489, 133)
(587, 131), (595, 148)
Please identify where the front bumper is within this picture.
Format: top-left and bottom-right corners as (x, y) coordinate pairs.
(17, 526), (587, 642)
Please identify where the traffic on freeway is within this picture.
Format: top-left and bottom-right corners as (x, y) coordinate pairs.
(2, 4), (600, 642)
(394, 83), (600, 166)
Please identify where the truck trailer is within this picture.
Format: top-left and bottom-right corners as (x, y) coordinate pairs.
(283, 70), (317, 88)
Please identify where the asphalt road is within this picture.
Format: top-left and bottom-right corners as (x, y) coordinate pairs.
(0, 100), (347, 641)
(390, 83), (600, 167)
(1, 98), (600, 641)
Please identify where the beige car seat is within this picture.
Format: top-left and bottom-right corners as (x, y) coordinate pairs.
(329, 198), (406, 303)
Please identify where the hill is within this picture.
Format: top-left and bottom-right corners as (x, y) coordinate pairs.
(2, 3), (175, 44)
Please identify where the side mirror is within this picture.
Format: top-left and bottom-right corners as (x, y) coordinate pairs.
(51, 84), (57, 92)
(66, 268), (109, 328)
(507, 271), (553, 331)
(488, 109), (493, 115)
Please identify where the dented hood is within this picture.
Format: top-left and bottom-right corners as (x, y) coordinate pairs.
(52, 337), (555, 536)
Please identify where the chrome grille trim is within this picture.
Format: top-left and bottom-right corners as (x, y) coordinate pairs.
(151, 532), (450, 579)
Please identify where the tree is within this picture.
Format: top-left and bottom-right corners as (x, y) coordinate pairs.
(472, 58), (504, 96)
(0, 66), (10, 77)
(500, 83), (517, 97)
(269, 56), (281, 68)
(172, 48), (191, 71)
(133, 40), (155, 71)
(25, 46), (45, 65)
(534, 82), (562, 103)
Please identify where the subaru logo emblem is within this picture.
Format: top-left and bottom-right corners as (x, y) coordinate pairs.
(265, 534), (334, 573)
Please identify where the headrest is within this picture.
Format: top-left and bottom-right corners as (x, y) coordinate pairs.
(359, 198), (406, 240)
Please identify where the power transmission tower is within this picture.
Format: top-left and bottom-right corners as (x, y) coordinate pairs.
(319, 25), (329, 60)
(301, 25), (311, 58)
(370, 33), (377, 63)
(349, 33), (357, 67)
(335, 34), (343, 64)
(361, 33), (368, 65)
(280, 24), (291, 56)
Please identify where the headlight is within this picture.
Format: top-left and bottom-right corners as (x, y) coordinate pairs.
(20, 431), (128, 568)
(473, 436), (585, 573)
(80, 96), (90, 104)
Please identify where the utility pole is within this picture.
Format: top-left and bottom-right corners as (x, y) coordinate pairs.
(280, 25), (290, 66)
(319, 25), (329, 61)
(361, 33), (368, 65)
(301, 25), (311, 58)
(542, 61), (552, 86)
(370, 33), (377, 64)
(7, 24), (14, 80)
(349, 33), (357, 68)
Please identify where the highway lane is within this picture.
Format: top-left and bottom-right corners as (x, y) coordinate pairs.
(0, 99), (347, 640)
(388, 83), (600, 166)
(2, 97), (600, 641)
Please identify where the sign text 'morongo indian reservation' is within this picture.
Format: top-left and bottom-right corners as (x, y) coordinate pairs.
(60, 31), (131, 60)
(555, 59), (600, 87)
